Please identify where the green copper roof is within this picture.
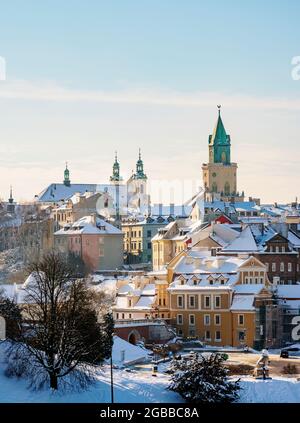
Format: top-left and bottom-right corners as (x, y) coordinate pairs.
(110, 151), (123, 182)
(209, 107), (229, 146)
(64, 162), (71, 186)
(208, 106), (231, 165)
(134, 148), (147, 180)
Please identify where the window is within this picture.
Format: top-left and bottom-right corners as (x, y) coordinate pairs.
(205, 330), (211, 341)
(116, 313), (119, 319)
(158, 299), (162, 306)
(129, 313), (131, 319)
(128, 299), (132, 307)
(280, 262), (285, 272)
(288, 262), (292, 272)
(163, 298), (166, 306)
(204, 314), (210, 326)
(238, 314), (244, 326)
(276, 246), (279, 253)
(189, 296), (195, 308)
(282, 246), (285, 252)
(215, 296), (221, 308)
(265, 262), (269, 271)
(177, 314), (183, 325)
(272, 263), (276, 272)
(215, 314), (221, 325)
(122, 313), (125, 319)
(189, 314), (195, 326)
(204, 296), (211, 308)
(238, 331), (245, 341)
(177, 296), (183, 308)
(147, 242), (152, 249)
(147, 230), (151, 238)
(215, 331), (221, 342)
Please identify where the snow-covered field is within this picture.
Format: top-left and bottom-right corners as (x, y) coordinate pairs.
(239, 377), (300, 403)
(0, 343), (300, 403)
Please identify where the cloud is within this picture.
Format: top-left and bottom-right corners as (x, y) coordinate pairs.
(0, 78), (300, 111)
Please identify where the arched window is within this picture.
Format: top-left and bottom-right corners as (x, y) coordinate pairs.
(224, 182), (230, 195)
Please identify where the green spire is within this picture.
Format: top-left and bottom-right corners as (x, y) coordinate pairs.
(64, 162), (71, 186)
(110, 151), (122, 182)
(134, 148), (147, 180)
(208, 105), (231, 164)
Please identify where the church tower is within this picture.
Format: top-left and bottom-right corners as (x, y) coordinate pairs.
(202, 106), (244, 202)
(7, 186), (15, 214)
(63, 162), (71, 187)
(110, 151), (123, 183)
(127, 149), (150, 210)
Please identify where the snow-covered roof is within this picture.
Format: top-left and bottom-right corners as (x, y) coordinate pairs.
(37, 183), (128, 206)
(54, 215), (122, 235)
(134, 295), (156, 309)
(173, 250), (245, 275)
(276, 285), (300, 299)
(112, 335), (148, 366)
(288, 231), (300, 248)
(231, 294), (255, 311)
(233, 284), (266, 295)
(222, 226), (259, 252)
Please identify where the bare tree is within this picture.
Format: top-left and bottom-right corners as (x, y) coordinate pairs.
(9, 252), (113, 390)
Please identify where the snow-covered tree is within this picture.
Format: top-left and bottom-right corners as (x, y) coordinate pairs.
(169, 353), (240, 403)
(0, 289), (22, 340)
(5, 252), (114, 391)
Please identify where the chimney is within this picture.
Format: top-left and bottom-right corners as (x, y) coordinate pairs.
(90, 213), (97, 226)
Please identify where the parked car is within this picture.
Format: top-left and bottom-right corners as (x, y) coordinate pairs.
(280, 344), (300, 358)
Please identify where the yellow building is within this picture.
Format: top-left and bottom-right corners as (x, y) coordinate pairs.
(152, 219), (203, 271)
(167, 251), (273, 348)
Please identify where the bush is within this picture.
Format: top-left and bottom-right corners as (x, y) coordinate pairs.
(226, 363), (254, 376)
(169, 353), (240, 403)
(282, 363), (298, 375)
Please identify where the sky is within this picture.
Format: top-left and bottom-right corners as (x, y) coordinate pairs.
(0, 0), (299, 204)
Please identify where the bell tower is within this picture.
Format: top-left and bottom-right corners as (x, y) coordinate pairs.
(63, 162), (71, 187)
(202, 106), (243, 202)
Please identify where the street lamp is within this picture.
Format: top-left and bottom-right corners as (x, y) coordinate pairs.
(110, 353), (114, 404)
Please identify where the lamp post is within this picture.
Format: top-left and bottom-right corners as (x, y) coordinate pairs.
(110, 353), (114, 404)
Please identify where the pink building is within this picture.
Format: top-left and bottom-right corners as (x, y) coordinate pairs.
(54, 214), (124, 271)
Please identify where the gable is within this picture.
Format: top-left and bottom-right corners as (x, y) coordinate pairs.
(238, 255), (265, 270)
(266, 233), (289, 245)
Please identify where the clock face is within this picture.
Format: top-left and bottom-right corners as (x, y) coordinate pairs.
(212, 172), (217, 177)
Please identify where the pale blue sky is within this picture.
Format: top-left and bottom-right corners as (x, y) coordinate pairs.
(0, 0), (299, 203)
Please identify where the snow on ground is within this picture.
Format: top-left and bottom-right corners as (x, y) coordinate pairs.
(238, 377), (300, 403)
(0, 342), (300, 403)
(0, 342), (181, 403)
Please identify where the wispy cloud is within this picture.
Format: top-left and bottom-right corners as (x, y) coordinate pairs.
(1, 79), (300, 111)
